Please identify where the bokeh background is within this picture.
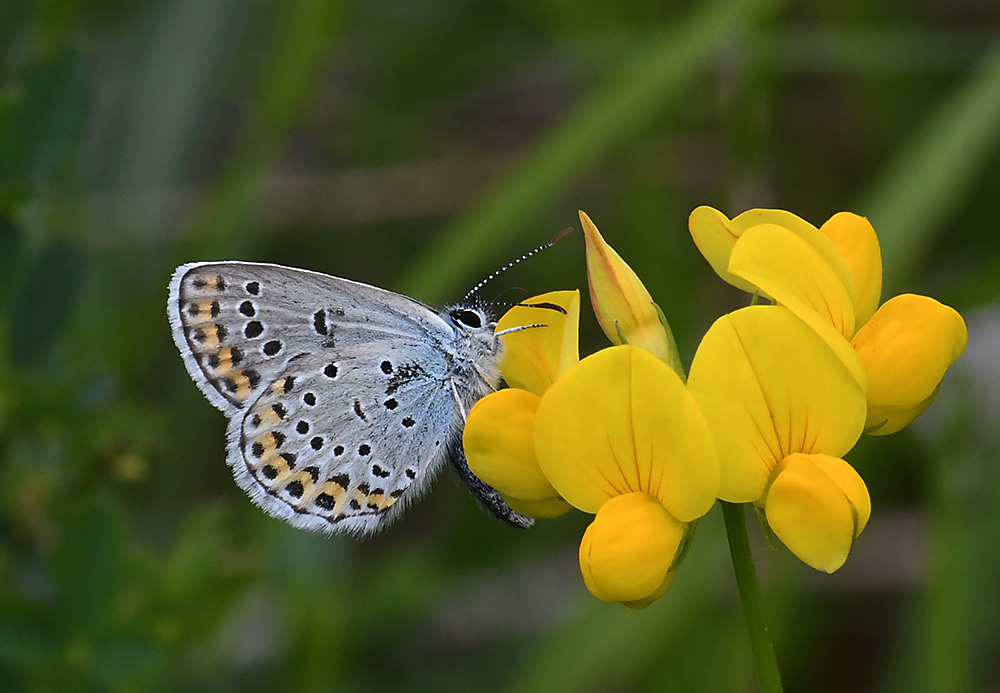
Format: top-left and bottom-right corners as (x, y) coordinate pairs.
(2, 0), (999, 690)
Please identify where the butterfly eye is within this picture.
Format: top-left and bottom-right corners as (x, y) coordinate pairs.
(451, 308), (483, 329)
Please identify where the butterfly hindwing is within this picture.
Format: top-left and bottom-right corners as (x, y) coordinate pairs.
(229, 343), (456, 535)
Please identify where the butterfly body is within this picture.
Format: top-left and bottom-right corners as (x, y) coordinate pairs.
(167, 261), (529, 536)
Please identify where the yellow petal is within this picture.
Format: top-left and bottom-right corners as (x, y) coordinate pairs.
(730, 208), (822, 237)
(726, 223), (867, 390)
(496, 290), (581, 396)
(764, 453), (871, 573)
(464, 389), (561, 503)
(852, 294), (968, 435)
(736, 209), (858, 302)
(534, 345), (719, 521)
(687, 306), (867, 503)
(581, 211), (673, 364)
(688, 206), (836, 294)
(819, 212), (883, 326)
(729, 223), (856, 340)
(688, 206), (760, 293)
(578, 492), (684, 606)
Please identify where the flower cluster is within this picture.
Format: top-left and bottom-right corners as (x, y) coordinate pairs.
(688, 206), (967, 435)
(464, 207), (966, 608)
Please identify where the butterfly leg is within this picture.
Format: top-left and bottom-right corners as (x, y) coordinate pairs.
(450, 442), (533, 530)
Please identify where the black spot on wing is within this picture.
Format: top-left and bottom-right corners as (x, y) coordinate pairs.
(313, 309), (327, 336)
(385, 363), (427, 395)
(244, 320), (264, 339)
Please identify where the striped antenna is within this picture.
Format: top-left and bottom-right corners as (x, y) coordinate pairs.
(463, 227), (573, 302)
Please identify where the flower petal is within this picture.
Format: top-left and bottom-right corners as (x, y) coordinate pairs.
(581, 211), (673, 364)
(729, 223), (856, 340)
(725, 224), (868, 390)
(819, 212), (883, 326)
(689, 205), (758, 293)
(764, 453), (871, 573)
(534, 345), (718, 521)
(687, 306), (867, 503)
(464, 389), (561, 503)
(496, 290), (581, 396)
(688, 206), (837, 294)
(578, 492), (683, 607)
(852, 293), (968, 435)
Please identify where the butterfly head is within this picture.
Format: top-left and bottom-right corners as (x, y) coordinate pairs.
(441, 302), (503, 389)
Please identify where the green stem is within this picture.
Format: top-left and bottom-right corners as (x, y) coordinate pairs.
(721, 501), (784, 693)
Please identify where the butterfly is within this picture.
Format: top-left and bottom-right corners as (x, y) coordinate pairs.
(167, 260), (538, 536)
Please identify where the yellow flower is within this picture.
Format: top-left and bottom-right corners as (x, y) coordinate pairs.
(687, 305), (869, 572)
(689, 206), (967, 435)
(463, 291), (580, 518)
(535, 345), (719, 606)
(580, 211), (680, 373)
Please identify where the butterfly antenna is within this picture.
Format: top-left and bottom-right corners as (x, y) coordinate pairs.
(463, 227), (573, 303)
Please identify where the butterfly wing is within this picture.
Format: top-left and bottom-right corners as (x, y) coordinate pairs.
(230, 345), (455, 535)
(167, 261), (447, 414)
(168, 261), (460, 534)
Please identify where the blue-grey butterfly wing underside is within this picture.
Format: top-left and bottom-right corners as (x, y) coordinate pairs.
(167, 261), (531, 536)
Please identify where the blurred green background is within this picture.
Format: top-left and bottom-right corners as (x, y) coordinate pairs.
(2, 0), (998, 690)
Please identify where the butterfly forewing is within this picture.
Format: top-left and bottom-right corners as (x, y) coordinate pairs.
(168, 262), (447, 413)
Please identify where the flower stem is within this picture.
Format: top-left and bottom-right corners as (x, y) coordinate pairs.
(721, 501), (784, 693)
